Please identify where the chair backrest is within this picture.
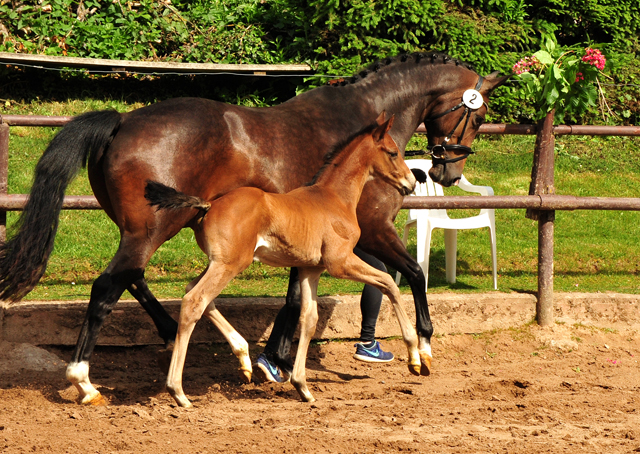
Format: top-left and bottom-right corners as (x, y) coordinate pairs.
(405, 159), (449, 220)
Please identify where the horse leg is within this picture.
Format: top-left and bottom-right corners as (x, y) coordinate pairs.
(127, 277), (178, 344)
(66, 266), (143, 405)
(358, 219), (434, 375)
(126, 277), (179, 374)
(266, 267), (301, 375)
(203, 307), (252, 384)
(289, 268), (323, 402)
(326, 253), (423, 376)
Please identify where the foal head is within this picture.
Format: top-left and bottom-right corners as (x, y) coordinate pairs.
(368, 113), (416, 196)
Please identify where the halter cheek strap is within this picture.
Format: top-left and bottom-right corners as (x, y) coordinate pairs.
(425, 75), (484, 165)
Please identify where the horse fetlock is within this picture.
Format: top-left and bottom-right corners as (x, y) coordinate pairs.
(66, 361), (102, 404)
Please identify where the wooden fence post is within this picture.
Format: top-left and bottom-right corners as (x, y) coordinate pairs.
(526, 109), (556, 326)
(0, 121), (8, 242)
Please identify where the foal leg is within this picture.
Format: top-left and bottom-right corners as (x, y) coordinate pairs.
(358, 217), (434, 375)
(326, 254), (423, 375)
(166, 261), (248, 408)
(203, 307), (252, 383)
(289, 268), (323, 402)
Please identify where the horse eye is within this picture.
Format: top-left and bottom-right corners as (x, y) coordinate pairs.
(474, 116), (485, 127)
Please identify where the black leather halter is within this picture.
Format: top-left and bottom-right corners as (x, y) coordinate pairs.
(424, 75), (485, 165)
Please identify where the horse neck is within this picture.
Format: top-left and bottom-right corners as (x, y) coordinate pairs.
(312, 136), (376, 211)
(321, 63), (477, 151)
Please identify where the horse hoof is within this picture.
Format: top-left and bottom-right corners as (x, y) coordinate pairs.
(407, 364), (421, 376)
(420, 353), (432, 376)
(239, 368), (252, 384)
(83, 393), (108, 406)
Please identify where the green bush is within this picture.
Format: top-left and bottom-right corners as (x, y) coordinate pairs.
(0, 0), (638, 124)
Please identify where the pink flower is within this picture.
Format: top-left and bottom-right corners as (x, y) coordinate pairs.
(513, 56), (542, 75)
(575, 72), (584, 82)
(582, 48), (606, 70)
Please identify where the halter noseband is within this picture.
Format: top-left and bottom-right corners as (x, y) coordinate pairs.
(424, 75), (485, 165)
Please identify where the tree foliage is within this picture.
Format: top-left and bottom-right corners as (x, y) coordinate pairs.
(0, 0), (637, 123)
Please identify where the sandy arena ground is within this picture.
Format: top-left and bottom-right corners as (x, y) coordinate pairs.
(1, 323), (639, 453)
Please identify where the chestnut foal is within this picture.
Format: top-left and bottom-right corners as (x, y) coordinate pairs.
(145, 114), (419, 407)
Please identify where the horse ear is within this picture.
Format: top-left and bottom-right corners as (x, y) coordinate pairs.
(375, 111), (387, 125)
(483, 71), (511, 94)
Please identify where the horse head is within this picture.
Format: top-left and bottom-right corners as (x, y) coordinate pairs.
(423, 71), (510, 187)
(371, 112), (416, 196)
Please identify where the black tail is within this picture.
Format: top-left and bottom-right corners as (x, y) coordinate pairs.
(0, 110), (122, 301)
(145, 181), (211, 212)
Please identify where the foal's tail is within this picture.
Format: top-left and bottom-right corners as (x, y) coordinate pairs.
(0, 110), (122, 302)
(145, 181), (211, 212)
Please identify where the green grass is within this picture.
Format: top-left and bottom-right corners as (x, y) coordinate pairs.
(4, 100), (640, 300)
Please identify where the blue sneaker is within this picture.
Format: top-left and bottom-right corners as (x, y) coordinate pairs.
(353, 340), (394, 363)
(254, 353), (290, 383)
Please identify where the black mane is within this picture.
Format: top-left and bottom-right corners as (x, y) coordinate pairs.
(328, 52), (476, 87)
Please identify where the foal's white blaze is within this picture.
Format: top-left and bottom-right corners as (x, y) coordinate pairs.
(66, 361), (101, 403)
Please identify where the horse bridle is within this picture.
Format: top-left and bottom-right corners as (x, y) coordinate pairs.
(424, 75), (485, 165)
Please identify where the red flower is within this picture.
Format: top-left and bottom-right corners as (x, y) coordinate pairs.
(582, 48), (606, 70)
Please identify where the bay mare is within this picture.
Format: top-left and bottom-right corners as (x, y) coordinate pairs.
(0, 53), (509, 404)
(145, 114), (418, 406)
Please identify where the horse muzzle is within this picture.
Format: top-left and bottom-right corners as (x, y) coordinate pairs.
(428, 163), (460, 188)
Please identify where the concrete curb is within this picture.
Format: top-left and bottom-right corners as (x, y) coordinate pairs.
(2, 292), (639, 346)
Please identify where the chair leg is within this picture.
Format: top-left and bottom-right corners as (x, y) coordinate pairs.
(444, 229), (457, 284)
(489, 225), (498, 290)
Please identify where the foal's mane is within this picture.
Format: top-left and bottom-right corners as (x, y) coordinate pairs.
(327, 52), (476, 88)
(307, 122), (380, 186)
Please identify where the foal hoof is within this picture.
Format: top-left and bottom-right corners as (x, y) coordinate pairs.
(407, 364), (421, 376)
(239, 368), (252, 384)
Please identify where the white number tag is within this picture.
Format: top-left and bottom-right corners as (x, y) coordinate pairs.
(463, 89), (484, 109)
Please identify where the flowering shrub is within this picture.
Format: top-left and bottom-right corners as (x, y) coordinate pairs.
(513, 35), (607, 123)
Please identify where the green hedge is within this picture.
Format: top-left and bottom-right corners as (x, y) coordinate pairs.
(1, 0), (638, 123)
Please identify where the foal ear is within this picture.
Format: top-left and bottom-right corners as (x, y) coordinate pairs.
(373, 115), (394, 142)
(375, 111), (387, 125)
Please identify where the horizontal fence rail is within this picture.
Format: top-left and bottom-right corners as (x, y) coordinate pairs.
(2, 116), (638, 212)
(1, 194), (640, 212)
(6, 115), (640, 136)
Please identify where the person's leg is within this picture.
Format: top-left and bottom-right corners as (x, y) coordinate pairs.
(353, 248), (394, 362)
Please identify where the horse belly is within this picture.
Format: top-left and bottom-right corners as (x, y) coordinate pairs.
(253, 235), (322, 268)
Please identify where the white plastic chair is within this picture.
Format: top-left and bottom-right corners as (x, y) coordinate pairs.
(396, 159), (497, 290)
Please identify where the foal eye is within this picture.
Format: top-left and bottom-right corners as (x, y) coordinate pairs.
(388, 152), (398, 158)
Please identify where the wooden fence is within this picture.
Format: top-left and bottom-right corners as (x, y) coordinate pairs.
(1, 113), (639, 324)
